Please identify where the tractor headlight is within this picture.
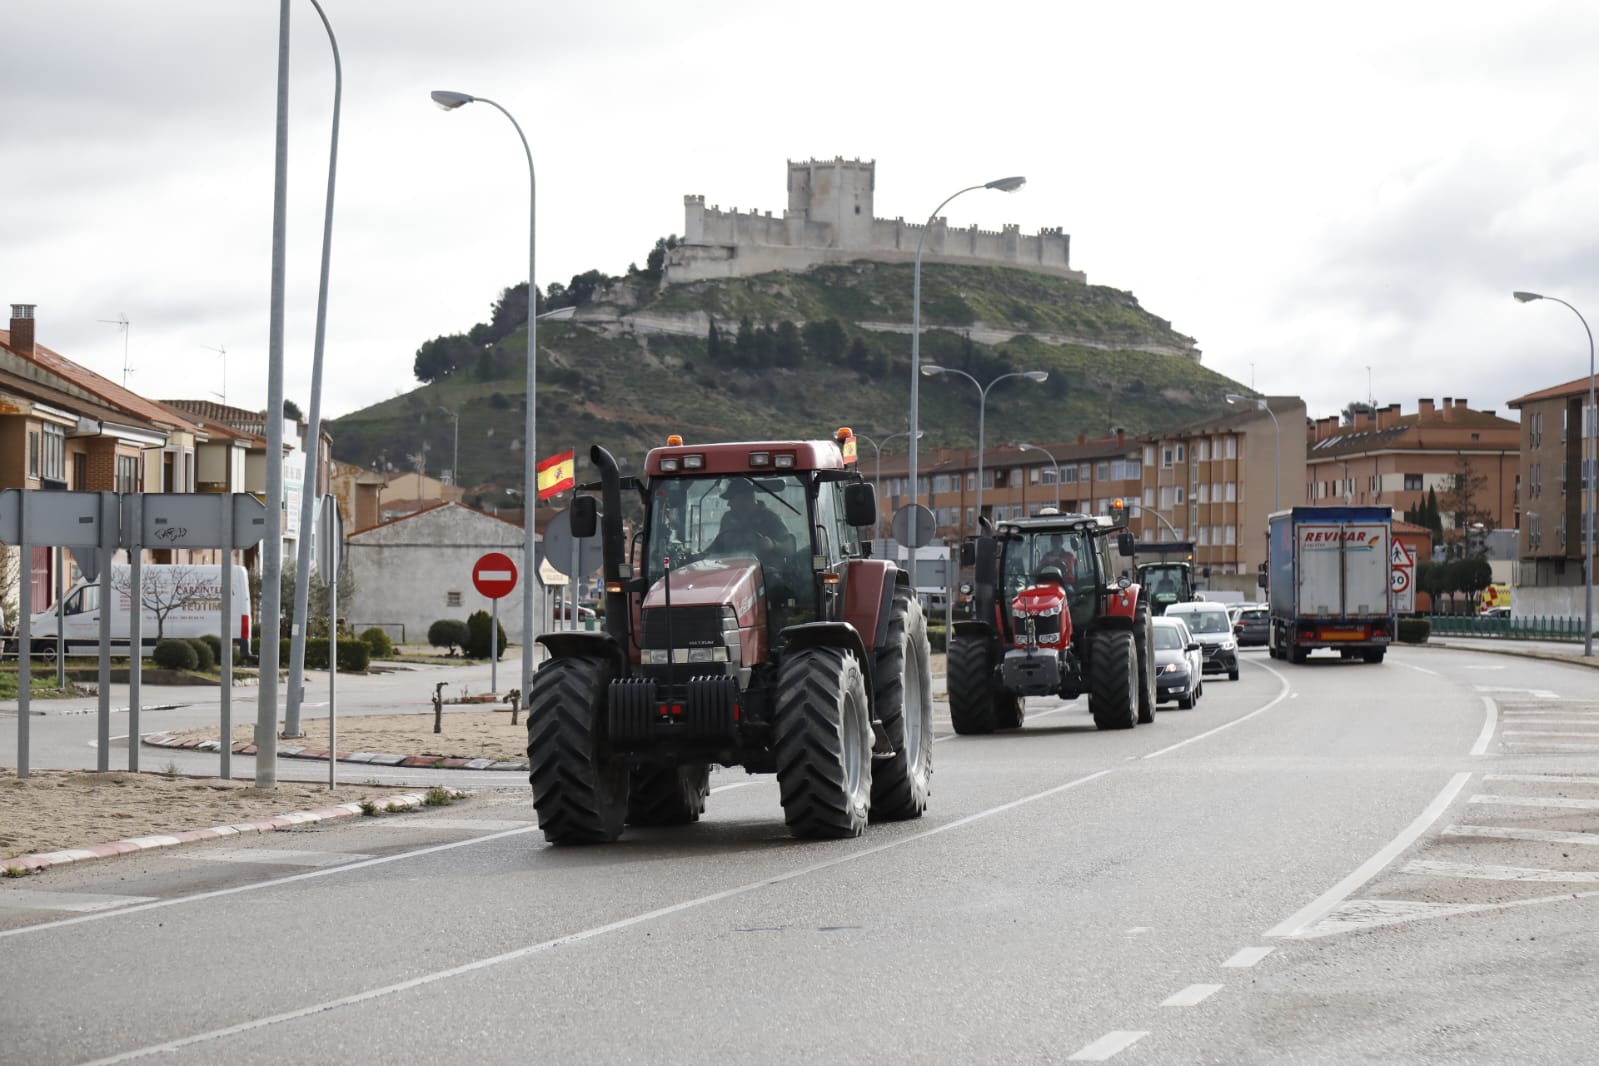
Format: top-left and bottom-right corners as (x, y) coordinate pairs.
(1022, 604), (1062, 618)
(642, 649), (670, 664)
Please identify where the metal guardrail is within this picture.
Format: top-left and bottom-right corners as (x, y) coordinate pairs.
(1425, 614), (1590, 642)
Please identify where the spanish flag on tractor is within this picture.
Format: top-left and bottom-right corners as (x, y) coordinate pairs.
(537, 449), (575, 500)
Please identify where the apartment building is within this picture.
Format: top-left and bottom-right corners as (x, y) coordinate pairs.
(1305, 398), (1520, 543)
(1508, 375), (1597, 616)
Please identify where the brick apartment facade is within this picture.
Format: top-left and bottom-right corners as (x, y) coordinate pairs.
(1508, 374), (1597, 615)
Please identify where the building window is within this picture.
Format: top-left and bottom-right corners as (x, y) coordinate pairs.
(1175, 444), (1186, 463)
(1143, 446), (1155, 466)
(1096, 462), (1109, 481)
(1226, 437), (1238, 459)
(1161, 447), (1173, 469)
(1159, 486), (1173, 509)
(1142, 488), (1153, 507)
(1078, 463), (1091, 481)
(1403, 473), (1422, 491)
(1175, 487), (1186, 505)
(1198, 484), (1209, 504)
(1225, 525), (1237, 545)
(1225, 481), (1237, 502)
(1197, 439), (1210, 462)
(446, 591), (463, 607)
(27, 430), (39, 477)
(116, 455), (140, 493)
(41, 424), (66, 481)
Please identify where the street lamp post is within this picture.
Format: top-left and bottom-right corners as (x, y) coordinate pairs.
(855, 428), (923, 536)
(922, 365), (1048, 531)
(1226, 393), (1281, 512)
(1513, 290), (1595, 657)
(440, 406), (460, 486)
(908, 175), (1025, 586)
(432, 88), (540, 690)
(1017, 441), (1060, 510)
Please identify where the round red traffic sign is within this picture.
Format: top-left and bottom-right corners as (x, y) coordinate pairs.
(473, 551), (519, 599)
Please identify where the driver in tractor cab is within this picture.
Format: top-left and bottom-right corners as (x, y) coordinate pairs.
(1037, 534), (1077, 584)
(709, 477), (787, 555)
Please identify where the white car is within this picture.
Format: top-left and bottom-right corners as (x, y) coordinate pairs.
(1165, 601), (1241, 681)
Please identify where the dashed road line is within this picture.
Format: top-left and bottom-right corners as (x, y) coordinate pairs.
(1469, 794), (1599, 810)
(1405, 859), (1599, 883)
(1067, 1031), (1148, 1061)
(1502, 730), (1599, 738)
(1300, 889), (1599, 938)
(1484, 773), (1599, 785)
(1221, 946), (1274, 968)
(1502, 741), (1599, 751)
(1161, 983), (1223, 1007)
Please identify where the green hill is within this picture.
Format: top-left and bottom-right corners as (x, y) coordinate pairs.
(329, 261), (1246, 504)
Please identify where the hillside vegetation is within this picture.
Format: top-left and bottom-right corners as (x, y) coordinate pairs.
(329, 261), (1245, 507)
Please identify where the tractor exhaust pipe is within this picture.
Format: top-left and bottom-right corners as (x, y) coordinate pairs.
(589, 445), (630, 650)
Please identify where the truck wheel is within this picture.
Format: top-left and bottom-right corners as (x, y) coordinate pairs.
(1089, 629), (1138, 731)
(774, 647), (872, 839)
(870, 592), (933, 821)
(947, 636), (997, 735)
(1290, 646), (1308, 665)
(1133, 599), (1156, 724)
(626, 763), (710, 826)
(1362, 648), (1386, 664)
(525, 657), (629, 845)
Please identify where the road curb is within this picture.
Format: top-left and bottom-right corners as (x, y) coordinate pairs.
(141, 732), (530, 772)
(1415, 640), (1599, 670)
(2, 789), (443, 878)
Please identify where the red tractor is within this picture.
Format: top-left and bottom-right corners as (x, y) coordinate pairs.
(948, 506), (1156, 732)
(525, 430), (934, 844)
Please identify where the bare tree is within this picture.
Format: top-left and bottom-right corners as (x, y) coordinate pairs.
(1442, 455), (1494, 558)
(112, 565), (212, 641)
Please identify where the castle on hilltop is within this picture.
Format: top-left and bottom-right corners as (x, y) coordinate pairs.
(664, 158), (1087, 286)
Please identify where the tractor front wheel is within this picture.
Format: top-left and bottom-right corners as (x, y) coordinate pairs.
(870, 592), (934, 821)
(1088, 629), (1138, 731)
(1133, 599), (1156, 725)
(774, 647), (872, 839)
(525, 657), (629, 844)
(947, 636), (997, 735)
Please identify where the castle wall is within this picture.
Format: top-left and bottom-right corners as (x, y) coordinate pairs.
(669, 158), (1082, 286)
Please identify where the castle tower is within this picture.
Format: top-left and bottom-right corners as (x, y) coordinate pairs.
(787, 157), (875, 250)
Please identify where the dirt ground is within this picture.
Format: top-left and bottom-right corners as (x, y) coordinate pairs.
(5, 653), (946, 867)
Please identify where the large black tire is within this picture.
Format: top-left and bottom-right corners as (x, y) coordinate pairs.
(525, 657), (629, 844)
(1290, 645), (1308, 664)
(947, 636), (997, 735)
(626, 763), (710, 826)
(774, 647), (872, 839)
(1363, 648), (1386, 664)
(994, 691), (1025, 731)
(1133, 599), (1156, 724)
(1088, 629), (1138, 731)
(870, 592), (934, 821)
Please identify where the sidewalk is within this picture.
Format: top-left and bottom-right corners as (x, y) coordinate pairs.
(1420, 634), (1599, 669)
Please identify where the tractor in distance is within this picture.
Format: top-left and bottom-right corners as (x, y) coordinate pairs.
(947, 503), (1156, 733)
(1134, 541), (1197, 616)
(525, 429), (934, 844)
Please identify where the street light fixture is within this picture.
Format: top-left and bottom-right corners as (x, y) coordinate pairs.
(432, 87), (541, 690)
(1513, 290), (1595, 657)
(1017, 441), (1060, 510)
(907, 175), (1025, 586)
(1225, 393), (1281, 513)
(922, 365), (1048, 530)
(855, 428), (924, 536)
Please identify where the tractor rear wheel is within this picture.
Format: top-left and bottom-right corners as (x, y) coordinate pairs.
(526, 657), (629, 844)
(1133, 599), (1156, 725)
(947, 636), (997, 735)
(626, 763), (710, 826)
(1088, 629), (1138, 731)
(774, 647), (872, 839)
(870, 592), (934, 821)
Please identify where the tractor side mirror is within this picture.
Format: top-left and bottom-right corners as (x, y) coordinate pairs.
(571, 495), (599, 538)
(843, 483), (877, 527)
(960, 542), (975, 566)
(1117, 531), (1136, 557)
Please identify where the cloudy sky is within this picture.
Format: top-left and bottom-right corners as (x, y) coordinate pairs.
(4, 0), (1597, 434)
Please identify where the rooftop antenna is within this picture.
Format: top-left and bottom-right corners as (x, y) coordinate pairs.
(201, 344), (227, 404)
(97, 313), (134, 386)
(1365, 365), (1374, 410)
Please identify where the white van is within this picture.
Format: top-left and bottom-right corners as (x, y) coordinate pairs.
(28, 563), (251, 660)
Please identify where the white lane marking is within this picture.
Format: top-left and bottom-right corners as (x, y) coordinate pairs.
(1302, 889), (1599, 938)
(1446, 825), (1599, 847)
(70, 769), (1119, 1064)
(1470, 794), (1599, 810)
(1221, 946), (1274, 968)
(1484, 773), (1599, 785)
(1393, 662), (1441, 677)
(1498, 718), (1599, 726)
(181, 849), (373, 868)
(1265, 772), (1472, 938)
(1463, 665), (1506, 671)
(360, 818), (535, 831)
(0, 890), (156, 913)
(1471, 696), (1497, 756)
(1124, 926), (1151, 935)
(1143, 658), (1292, 760)
(1502, 742), (1599, 751)
(1067, 1031), (1149, 1061)
(933, 700), (1079, 743)
(1405, 859), (1599, 883)
(1502, 730), (1599, 738)
(1161, 983), (1223, 1007)
(1474, 686), (1560, 699)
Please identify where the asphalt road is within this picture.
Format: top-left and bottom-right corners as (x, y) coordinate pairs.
(3, 643), (1598, 1065)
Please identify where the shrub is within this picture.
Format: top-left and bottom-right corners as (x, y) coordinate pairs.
(275, 638), (372, 672)
(428, 618), (471, 656)
(185, 638), (215, 672)
(153, 639), (198, 671)
(359, 627), (394, 659)
(1397, 616), (1431, 644)
(465, 609), (508, 660)
(199, 634), (229, 667)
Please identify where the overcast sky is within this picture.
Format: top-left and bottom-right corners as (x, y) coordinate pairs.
(4, 0), (1597, 436)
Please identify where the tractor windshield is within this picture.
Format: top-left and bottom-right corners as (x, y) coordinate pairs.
(1141, 563), (1189, 602)
(1001, 529), (1097, 602)
(644, 473), (813, 586)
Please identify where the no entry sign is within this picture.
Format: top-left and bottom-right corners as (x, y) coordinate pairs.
(473, 551), (518, 599)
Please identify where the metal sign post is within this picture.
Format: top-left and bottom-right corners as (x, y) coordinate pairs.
(316, 496), (343, 789)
